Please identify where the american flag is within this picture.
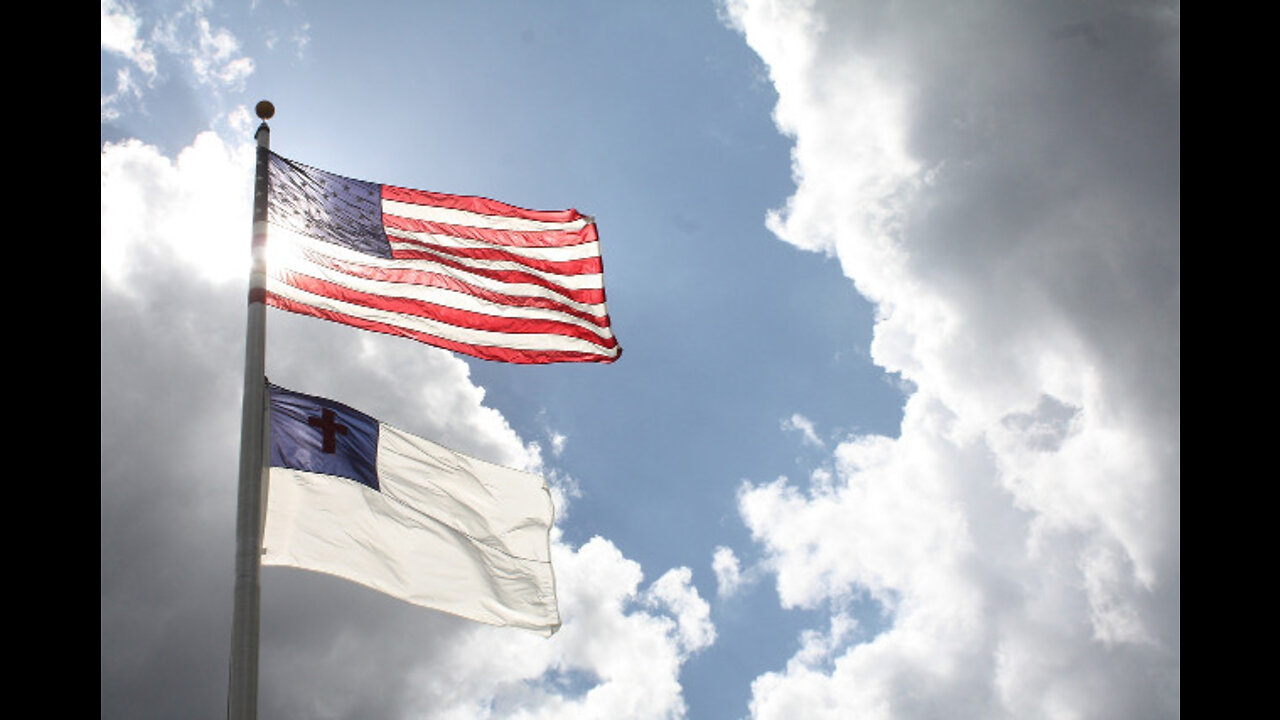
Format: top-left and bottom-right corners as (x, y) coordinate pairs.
(264, 152), (620, 364)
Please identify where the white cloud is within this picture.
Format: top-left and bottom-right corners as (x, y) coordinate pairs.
(291, 22), (312, 59)
(646, 566), (717, 655)
(723, 0), (1179, 717)
(711, 544), (768, 600)
(102, 0), (157, 77)
(711, 540), (768, 597)
(102, 0), (254, 124)
(189, 16), (255, 88)
(146, 0), (255, 91)
(712, 545), (744, 598)
(101, 0), (159, 120)
(780, 413), (824, 448)
(469, 540), (711, 720)
(101, 67), (142, 122)
(276, 537), (716, 720)
(101, 131), (255, 289)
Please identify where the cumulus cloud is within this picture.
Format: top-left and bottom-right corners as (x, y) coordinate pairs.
(711, 544), (768, 600)
(258, 536), (715, 720)
(101, 127), (713, 720)
(101, 0), (158, 120)
(103, 0), (255, 109)
(712, 545), (744, 598)
(780, 413), (824, 448)
(101, 131), (256, 288)
(646, 567), (717, 655)
(550, 430), (569, 456)
(151, 1), (255, 90)
(102, 0), (157, 76)
(722, 0), (1179, 717)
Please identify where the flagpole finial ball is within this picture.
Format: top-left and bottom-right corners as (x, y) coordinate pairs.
(255, 100), (275, 120)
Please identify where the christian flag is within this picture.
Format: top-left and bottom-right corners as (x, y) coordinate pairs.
(262, 382), (561, 636)
(264, 151), (620, 364)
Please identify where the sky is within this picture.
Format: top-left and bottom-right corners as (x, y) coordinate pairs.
(101, 1), (1180, 719)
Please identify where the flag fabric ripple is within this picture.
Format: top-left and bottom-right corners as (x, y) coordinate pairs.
(264, 151), (620, 364)
(262, 382), (561, 636)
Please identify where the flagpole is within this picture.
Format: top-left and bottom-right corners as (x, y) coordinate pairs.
(227, 100), (274, 720)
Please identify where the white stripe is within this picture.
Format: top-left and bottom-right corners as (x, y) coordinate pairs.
(383, 198), (591, 233)
(384, 226), (603, 262)
(282, 233), (611, 317)
(266, 277), (618, 357)
(386, 239), (603, 291)
(282, 246), (615, 340)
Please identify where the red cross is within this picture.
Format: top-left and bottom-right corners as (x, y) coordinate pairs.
(307, 408), (349, 453)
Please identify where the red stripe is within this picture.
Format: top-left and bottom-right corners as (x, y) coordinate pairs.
(265, 293), (619, 364)
(389, 236), (604, 276)
(382, 213), (597, 248)
(297, 247), (610, 320)
(387, 246), (604, 305)
(381, 185), (585, 224)
(275, 270), (618, 350)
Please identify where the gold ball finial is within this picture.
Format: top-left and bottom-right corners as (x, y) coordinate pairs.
(255, 100), (275, 120)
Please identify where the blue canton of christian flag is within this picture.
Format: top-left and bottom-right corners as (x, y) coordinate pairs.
(264, 152), (620, 364)
(262, 382), (561, 636)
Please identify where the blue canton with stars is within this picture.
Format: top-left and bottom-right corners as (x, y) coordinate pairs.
(266, 152), (393, 259)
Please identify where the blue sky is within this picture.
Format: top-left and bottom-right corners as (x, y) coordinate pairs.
(102, 2), (1180, 718)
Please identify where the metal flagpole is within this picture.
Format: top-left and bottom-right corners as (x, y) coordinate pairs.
(227, 99), (274, 720)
